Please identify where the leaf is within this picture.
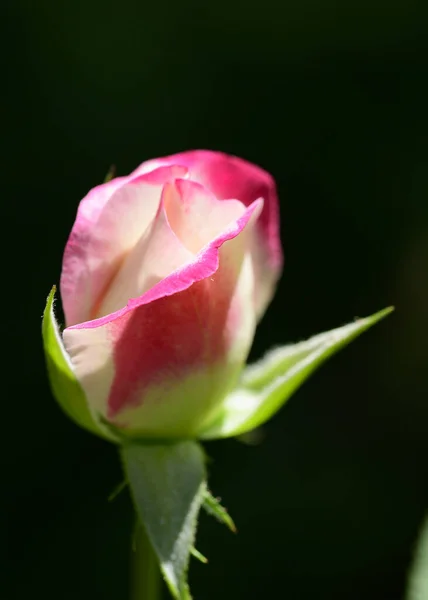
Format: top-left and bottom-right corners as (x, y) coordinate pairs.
(406, 514), (428, 600)
(42, 286), (116, 442)
(200, 307), (393, 439)
(203, 489), (236, 533)
(122, 441), (207, 600)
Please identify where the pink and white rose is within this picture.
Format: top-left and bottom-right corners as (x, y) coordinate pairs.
(57, 150), (282, 438)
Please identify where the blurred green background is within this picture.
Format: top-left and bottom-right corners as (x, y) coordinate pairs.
(3, 0), (428, 598)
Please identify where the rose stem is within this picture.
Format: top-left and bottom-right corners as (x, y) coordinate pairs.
(132, 521), (161, 600)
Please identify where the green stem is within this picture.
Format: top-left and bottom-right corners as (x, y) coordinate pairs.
(132, 521), (161, 600)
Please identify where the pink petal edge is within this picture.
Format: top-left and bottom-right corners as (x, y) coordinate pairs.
(60, 165), (188, 327)
(66, 197), (263, 332)
(132, 149), (283, 271)
(132, 150), (282, 318)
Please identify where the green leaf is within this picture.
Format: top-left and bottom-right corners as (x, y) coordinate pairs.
(406, 514), (428, 600)
(203, 489), (236, 533)
(200, 307), (393, 439)
(122, 441), (207, 600)
(42, 286), (116, 442)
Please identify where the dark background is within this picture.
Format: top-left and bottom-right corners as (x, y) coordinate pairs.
(3, 0), (428, 598)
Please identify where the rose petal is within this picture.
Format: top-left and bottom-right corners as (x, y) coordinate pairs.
(132, 150), (282, 318)
(62, 199), (263, 438)
(60, 165), (187, 326)
(94, 178), (246, 318)
(163, 178), (246, 253)
(95, 186), (195, 318)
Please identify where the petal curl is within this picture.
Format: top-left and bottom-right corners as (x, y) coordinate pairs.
(163, 178), (245, 253)
(60, 165), (187, 326)
(133, 150), (282, 318)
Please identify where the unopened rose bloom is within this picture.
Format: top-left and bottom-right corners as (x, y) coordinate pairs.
(47, 151), (282, 439)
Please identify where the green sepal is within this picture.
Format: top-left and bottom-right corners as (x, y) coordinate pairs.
(203, 489), (236, 533)
(200, 307), (393, 439)
(42, 286), (117, 442)
(122, 441), (207, 600)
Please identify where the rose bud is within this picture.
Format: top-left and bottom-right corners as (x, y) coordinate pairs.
(43, 151), (282, 440)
